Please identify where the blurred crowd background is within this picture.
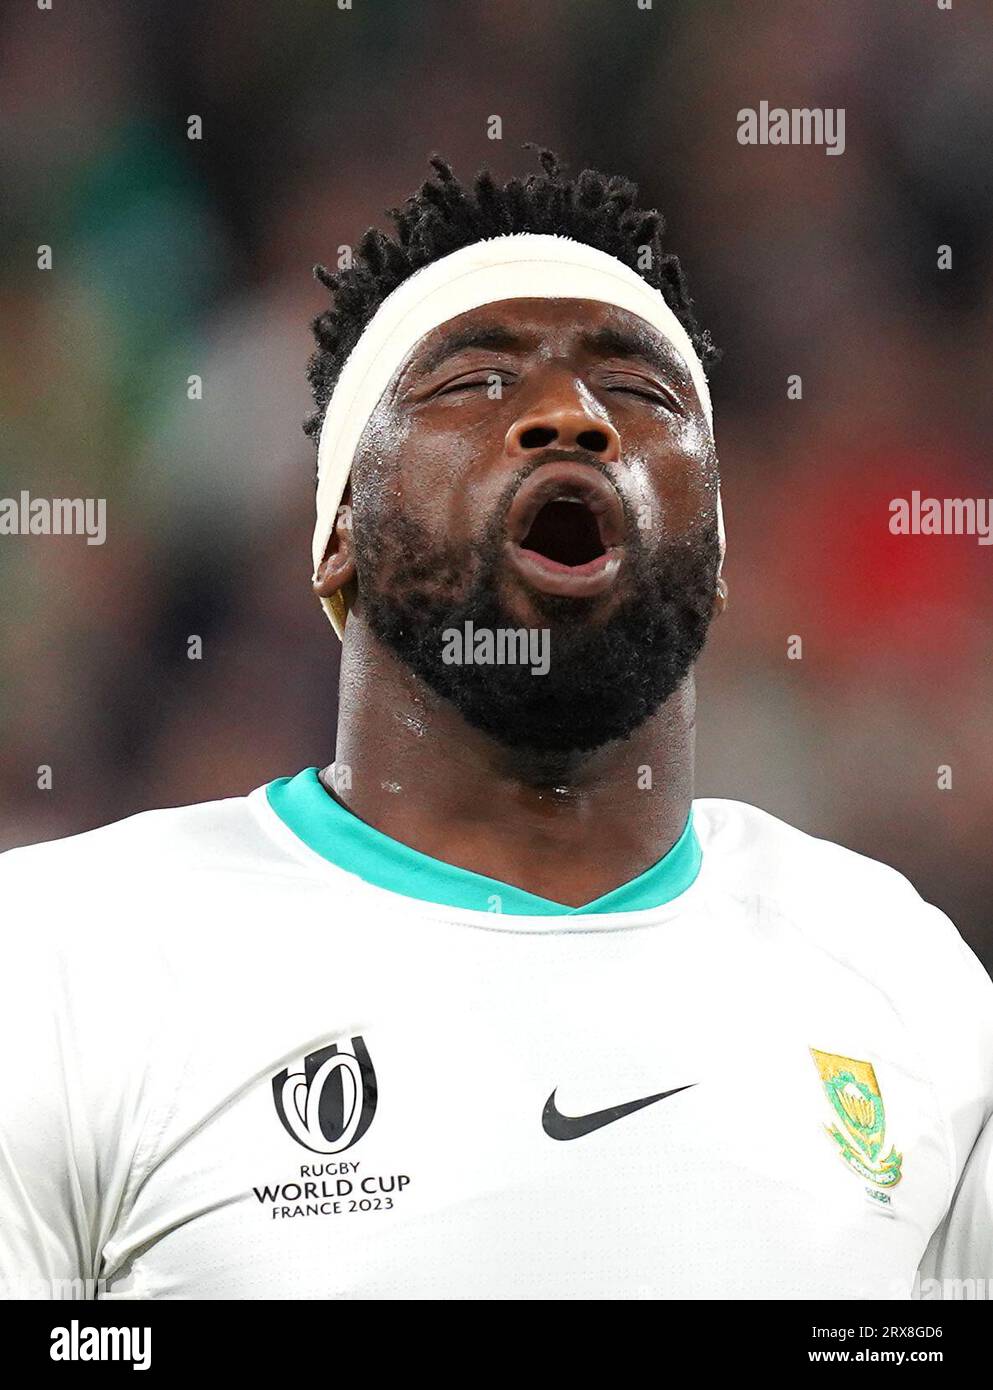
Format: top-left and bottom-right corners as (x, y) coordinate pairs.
(2, 0), (991, 967)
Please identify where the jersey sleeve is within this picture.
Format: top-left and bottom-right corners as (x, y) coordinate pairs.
(0, 845), (148, 1300)
(0, 890), (95, 1296)
(916, 1113), (993, 1297)
(910, 909), (993, 1297)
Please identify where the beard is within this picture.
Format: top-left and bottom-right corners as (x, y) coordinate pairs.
(351, 466), (720, 758)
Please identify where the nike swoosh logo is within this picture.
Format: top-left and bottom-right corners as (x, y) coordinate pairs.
(542, 1083), (697, 1140)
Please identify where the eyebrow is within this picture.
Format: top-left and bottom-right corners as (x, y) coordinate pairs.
(579, 325), (682, 381)
(411, 325), (525, 378)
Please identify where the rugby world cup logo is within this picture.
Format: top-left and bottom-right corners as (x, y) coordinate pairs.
(272, 1037), (378, 1154)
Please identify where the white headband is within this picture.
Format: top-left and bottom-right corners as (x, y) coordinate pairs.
(313, 232), (724, 637)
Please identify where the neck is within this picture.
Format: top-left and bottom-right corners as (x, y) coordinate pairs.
(326, 615), (696, 908)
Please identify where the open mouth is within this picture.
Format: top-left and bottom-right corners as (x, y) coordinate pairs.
(520, 497), (607, 569)
(504, 461), (626, 597)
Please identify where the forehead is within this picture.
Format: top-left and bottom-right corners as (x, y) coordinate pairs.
(401, 297), (690, 380)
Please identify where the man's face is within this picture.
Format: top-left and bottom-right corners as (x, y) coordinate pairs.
(344, 297), (722, 755)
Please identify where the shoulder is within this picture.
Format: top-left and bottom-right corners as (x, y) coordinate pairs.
(694, 796), (933, 910)
(692, 796), (987, 972)
(694, 796), (993, 1131)
(0, 785), (299, 971)
(0, 783), (325, 1083)
(0, 784), (299, 906)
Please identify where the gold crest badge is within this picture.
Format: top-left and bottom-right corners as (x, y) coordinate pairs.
(810, 1048), (903, 1188)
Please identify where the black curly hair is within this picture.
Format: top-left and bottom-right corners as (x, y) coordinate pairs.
(304, 145), (717, 457)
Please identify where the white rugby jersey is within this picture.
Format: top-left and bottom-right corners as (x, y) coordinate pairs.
(1, 767), (991, 1301)
(918, 1112), (993, 1298)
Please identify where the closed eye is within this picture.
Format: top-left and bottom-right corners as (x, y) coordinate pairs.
(602, 377), (680, 410)
(610, 385), (665, 401)
(436, 371), (516, 396)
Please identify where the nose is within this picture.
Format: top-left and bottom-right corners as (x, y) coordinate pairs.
(505, 381), (621, 462)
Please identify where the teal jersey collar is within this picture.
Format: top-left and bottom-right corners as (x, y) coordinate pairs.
(265, 767), (701, 916)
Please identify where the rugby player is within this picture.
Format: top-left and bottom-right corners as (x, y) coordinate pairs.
(1, 150), (990, 1300)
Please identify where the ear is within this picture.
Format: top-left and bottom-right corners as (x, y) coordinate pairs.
(712, 576), (728, 618)
(312, 485), (357, 601)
